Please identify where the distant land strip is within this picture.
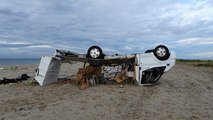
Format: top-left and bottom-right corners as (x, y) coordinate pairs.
(177, 59), (213, 67)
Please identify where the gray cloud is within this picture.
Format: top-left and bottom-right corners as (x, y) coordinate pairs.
(0, 41), (51, 48)
(0, 0), (212, 59)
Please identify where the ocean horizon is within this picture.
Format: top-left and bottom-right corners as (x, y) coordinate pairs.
(0, 58), (40, 66)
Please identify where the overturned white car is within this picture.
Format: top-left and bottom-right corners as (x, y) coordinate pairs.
(35, 45), (176, 88)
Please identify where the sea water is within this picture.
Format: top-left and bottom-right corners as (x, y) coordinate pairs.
(0, 58), (40, 66)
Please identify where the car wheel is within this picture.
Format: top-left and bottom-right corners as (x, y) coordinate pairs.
(154, 45), (170, 60)
(87, 46), (104, 59)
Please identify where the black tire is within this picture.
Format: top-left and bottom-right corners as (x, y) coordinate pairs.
(145, 49), (154, 53)
(154, 45), (170, 61)
(20, 74), (30, 80)
(87, 46), (104, 59)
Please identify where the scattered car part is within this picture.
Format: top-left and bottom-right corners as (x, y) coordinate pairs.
(35, 56), (61, 86)
(0, 74), (30, 84)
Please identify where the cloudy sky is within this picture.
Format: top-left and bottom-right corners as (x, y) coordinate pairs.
(0, 0), (212, 59)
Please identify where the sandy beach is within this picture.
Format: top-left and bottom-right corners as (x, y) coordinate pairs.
(0, 63), (212, 120)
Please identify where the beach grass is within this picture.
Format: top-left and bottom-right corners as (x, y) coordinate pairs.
(1, 66), (18, 70)
(23, 79), (37, 86)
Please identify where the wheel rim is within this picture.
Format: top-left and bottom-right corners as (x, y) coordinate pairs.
(156, 47), (166, 57)
(90, 48), (100, 58)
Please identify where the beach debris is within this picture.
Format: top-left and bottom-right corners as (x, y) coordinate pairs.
(114, 73), (128, 83)
(76, 65), (102, 89)
(35, 45), (176, 89)
(0, 74), (30, 84)
(34, 56), (61, 86)
(119, 84), (124, 88)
